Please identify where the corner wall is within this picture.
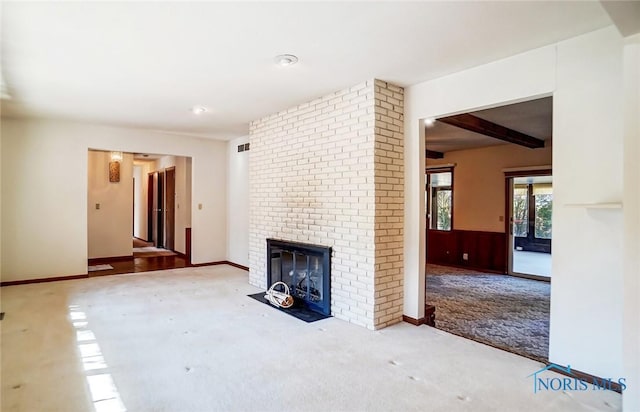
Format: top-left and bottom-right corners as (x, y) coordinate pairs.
(227, 135), (250, 267)
(0, 118), (227, 282)
(622, 33), (640, 412)
(373, 81), (405, 327)
(249, 80), (404, 329)
(152, 155), (192, 254)
(133, 163), (145, 239)
(87, 150), (134, 259)
(550, 25), (624, 380)
(405, 26), (626, 381)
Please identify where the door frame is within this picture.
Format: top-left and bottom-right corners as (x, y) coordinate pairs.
(164, 167), (176, 251)
(147, 171), (165, 248)
(147, 172), (154, 242)
(504, 168), (552, 281)
(156, 171), (164, 248)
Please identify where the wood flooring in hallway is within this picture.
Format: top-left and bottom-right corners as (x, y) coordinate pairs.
(88, 255), (190, 277)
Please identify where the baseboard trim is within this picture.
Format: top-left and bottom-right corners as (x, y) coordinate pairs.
(88, 255), (133, 265)
(1, 261), (247, 287)
(1, 274), (89, 287)
(507, 273), (550, 283)
(188, 260), (249, 270)
(402, 315), (426, 326)
(188, 260), (229, 267)
(546, 362), (623, 394)
(426, 262), (505, 275)
(226, 261), (249, 271)
(174, 251), (187, 260)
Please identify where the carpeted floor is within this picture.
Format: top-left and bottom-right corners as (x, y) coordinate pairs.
(1, 265), (618, 412)
(426, 264), (550, 362)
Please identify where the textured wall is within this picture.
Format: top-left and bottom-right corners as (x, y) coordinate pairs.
(249, 80), (404, 329)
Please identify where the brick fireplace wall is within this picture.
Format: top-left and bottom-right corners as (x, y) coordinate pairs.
(249, 79), (403, 329)
(373, 81), (405, 328)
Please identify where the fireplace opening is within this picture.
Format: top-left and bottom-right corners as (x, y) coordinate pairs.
(267, 239), (331, 316)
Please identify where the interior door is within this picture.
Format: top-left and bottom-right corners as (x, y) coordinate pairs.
(157, 171), (164, 248)
(148, 173), (155, 243)
(165, 167), (176, 251)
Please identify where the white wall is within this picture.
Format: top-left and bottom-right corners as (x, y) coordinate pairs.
(151, 155), (192, 254)
(405, 26), (628, 381)
(551, 25), (624, 379)
(622, 33), (640, 412)
(227, 136), (249, 267)
(133, 164), (143, 238)
(177, 156), (192, 255)
(0, 118), (228, 282)
(185, 157), (192, 240)
(87, 150), (134, 259)
(0, 127), (3, 277)
(133, 160), (154, 241)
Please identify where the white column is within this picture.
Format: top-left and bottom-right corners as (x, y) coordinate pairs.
(403, 111), (426, 320)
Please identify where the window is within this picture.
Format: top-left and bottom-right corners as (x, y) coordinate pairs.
(513, 185), (529, 237)
(533, 183), (552, 239)
(513, 182), (552, 239)
(426, 170), (452, 231)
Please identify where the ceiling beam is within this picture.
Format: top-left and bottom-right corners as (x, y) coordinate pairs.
(426, 150), (444, 159)
(438, 113), (545, 149)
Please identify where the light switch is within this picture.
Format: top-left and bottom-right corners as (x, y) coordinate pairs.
(95, 203), (100, 210)
(198, 203), (203, 210)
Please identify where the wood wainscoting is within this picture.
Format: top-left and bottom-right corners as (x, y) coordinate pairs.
(427, 229), (506, 273)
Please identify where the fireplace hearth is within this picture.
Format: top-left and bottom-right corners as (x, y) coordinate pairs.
(267, 239), (331, 316)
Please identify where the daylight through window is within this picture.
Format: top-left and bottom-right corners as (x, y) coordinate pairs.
(426, 170), (453, 231)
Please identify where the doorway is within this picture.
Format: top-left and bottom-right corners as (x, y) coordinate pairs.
(423, 97), (553, 362)
(506, 172), (552, 280)
(146, 168), (176, 250)
(148, 171), (164, 247)
(164, 167), (176, 251)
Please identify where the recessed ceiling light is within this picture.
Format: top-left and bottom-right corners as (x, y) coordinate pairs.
(425, 118), (436, 127)
(274, 54), (299, 67)
(191, 106), (208, 115)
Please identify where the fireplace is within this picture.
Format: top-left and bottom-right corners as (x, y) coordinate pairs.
(267, 239), (331, 316)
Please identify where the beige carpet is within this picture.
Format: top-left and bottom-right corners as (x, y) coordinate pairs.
(1, 266), (621, 412)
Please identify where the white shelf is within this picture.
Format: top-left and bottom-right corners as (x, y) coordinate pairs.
(564, 202), (622, 209)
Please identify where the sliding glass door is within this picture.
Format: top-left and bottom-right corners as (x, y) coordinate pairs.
(507, 175), (552, 280)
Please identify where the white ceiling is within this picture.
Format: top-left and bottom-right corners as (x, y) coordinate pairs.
(426, 97), (553, 153)
(1, 2), (613, 140)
